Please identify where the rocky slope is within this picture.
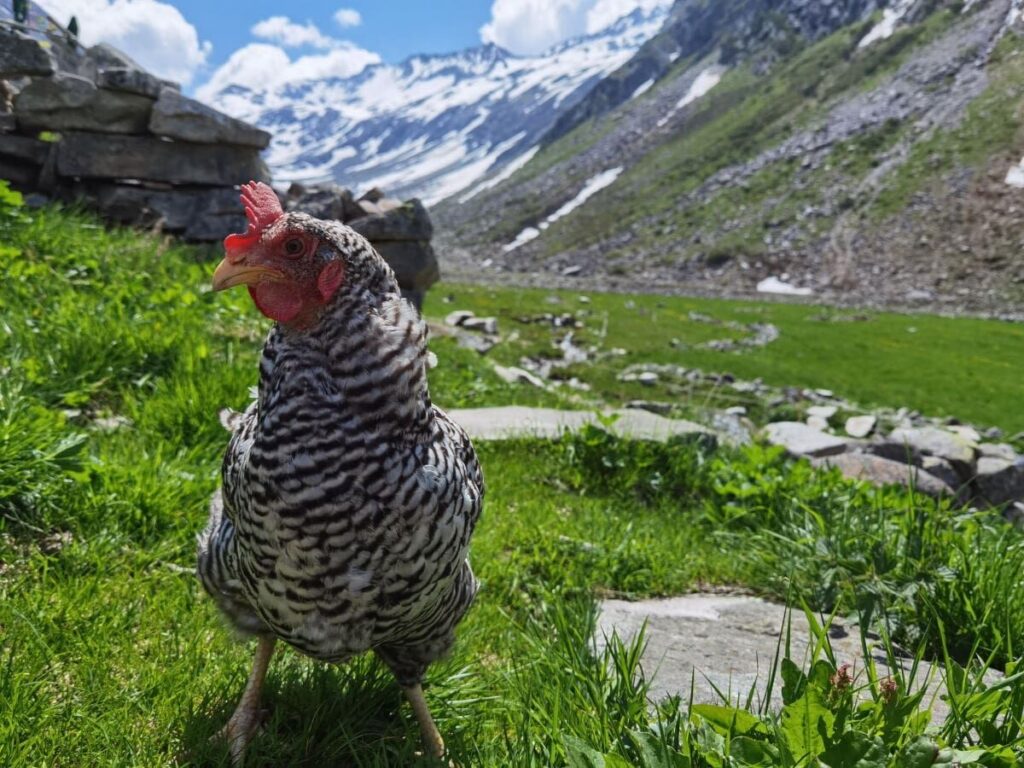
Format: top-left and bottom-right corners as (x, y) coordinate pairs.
(435, 0), (1024, 314)
(202, 6), (670, 205)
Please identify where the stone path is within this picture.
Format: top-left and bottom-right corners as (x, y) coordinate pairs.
(595, 595), (999, 724)
(448, 406), (712, 442)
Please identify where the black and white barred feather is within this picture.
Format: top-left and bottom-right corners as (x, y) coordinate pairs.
(198, 219), (483, 686)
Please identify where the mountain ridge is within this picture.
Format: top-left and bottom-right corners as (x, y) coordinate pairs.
(434, 0), (1024, 313)
(202, 5), (672, 204)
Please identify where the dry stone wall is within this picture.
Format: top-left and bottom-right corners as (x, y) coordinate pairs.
(0, 7), (440, 305)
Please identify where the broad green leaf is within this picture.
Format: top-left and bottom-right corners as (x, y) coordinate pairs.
(691, 703), (767, 737)
(782, 658), (808, 705)
(819, 731), (887, 767)
(729, 736), (775, 766)
(896, 736), (940, 768)
(780, 685), (834, 763)
(565, 735), (609, 768)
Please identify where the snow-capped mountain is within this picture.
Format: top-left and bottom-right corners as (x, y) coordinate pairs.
(202, 6), (671, 204)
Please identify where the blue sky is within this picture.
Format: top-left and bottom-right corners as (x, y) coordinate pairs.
(35, 0), (662, 97)
(167, 0), (492, 68)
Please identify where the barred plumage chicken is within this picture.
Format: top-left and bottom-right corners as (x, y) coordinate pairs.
(197, 181), (483, 763)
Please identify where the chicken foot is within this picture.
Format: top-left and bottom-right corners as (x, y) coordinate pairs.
(215, 635), (276, 765)
(404, 683), (446, 759)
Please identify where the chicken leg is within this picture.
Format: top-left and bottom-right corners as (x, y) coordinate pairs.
(216, 636), (276, 765)
(404, 683), (445, 759)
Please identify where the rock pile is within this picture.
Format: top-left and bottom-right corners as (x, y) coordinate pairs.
(285, 183), (440, 308)
(762, 407), (1024, 511)
(1, 17), (270, 241)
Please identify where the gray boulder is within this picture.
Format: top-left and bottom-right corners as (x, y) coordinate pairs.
(975, 457), (1024, 507)
(149, 87), (271, 149)
(920, 456), (961, 492)
(762, 421), (848, 458)
(845, 414), (877, 438)
(373, 240), (440, 293)
(15, 73), (152, 134)
(887, 426), (977, 481)
(349, 198), (433, 241)
(57, 132), (270, 186)
(979, 443), (1018, 462)
(0, 133), (51, 166)
(285, 183), (348, 220)
(812, 453), (955, 498)
(0, 27), (56, 77)
(97, 67), (166, 99)
(85, 183), (244, 239)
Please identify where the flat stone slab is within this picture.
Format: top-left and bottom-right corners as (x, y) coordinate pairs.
(812, 453), (955, 498)
(596, 595), (996, 724)
(149, 87), (271, 149)
(763, 421), (848, 458)
(888, 427), (977, 478)
(15, 73), (153, 134)
(56, 132), (270, 186)
(448, 407), (712, 442)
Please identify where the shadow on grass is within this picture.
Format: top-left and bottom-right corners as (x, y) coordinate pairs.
(179, 653), (459, 767)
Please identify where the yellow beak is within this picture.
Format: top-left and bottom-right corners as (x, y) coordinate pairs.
(211, 258), (284, 291)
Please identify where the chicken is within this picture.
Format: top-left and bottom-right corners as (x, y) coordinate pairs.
(197, 181), (483, 763)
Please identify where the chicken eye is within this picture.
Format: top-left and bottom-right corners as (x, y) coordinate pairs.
(283, 238), (304, 258)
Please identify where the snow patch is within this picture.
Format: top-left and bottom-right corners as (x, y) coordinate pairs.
(1005, 158), (1024, 188)
(631, 78), (655, 98)
(757, 277), (813, 297)
(458, 145), (540, 203)
(504, 167), (623, 252)
(656, 66), (723, 128)
(858, 0), (914, 48)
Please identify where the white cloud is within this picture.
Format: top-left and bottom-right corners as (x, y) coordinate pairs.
(479, 0), (669, 55)
(195, 41), (380, 102)
(251, 16), (336, 50)
(37, 0), (210, 86)
(333, 8), (362, 28)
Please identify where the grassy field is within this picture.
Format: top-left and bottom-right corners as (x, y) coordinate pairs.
(2, 188), (1024, 766)
(424, 284), (1024, 436)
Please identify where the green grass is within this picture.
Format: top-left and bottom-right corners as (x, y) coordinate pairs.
(2, 189), (1024, 765)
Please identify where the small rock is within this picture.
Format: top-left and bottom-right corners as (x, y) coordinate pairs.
(845, 415), (877, 439)
(578, 296), (591, 304)
(493, 365), (546, 388)
(946, 425), (981, 443)
(461, 316), (498, 335)
(979, 443), (1018, 462)
(807, 416), (830, 431)
(725, 406), (747, 416)
(711, 412), (754, 447)
(638, 372), (659, 387)
(984, 427), (1004, 440)
(453, 330), (495, 355)
(444, 310), (475, 327)
(815, 389), (834, 398)
(625, 401), (673, 416)
(561, 265), (583, 277)
(888, 427), (977, 481)
(975, 457), (1024, 506)
(93, 415), (133, 431)
(807, 405), (838, 420)
(920, 456), (961, 492)
(763, 422), (848, 458)
(812, 454), (955, 498)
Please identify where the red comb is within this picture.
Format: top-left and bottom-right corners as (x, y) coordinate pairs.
(224, 181), (284, 260)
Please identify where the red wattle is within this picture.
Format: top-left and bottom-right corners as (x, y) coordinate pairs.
(249, 282), (304, 323)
